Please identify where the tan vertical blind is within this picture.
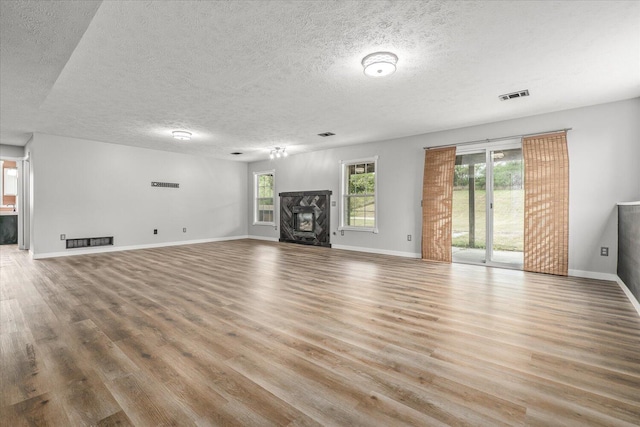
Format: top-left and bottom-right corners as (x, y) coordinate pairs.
(422, 147), (456, 262)
(523, 132), (569, 275)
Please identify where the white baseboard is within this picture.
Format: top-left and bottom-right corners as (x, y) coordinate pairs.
(615, 276), (640, 317)
(332, 244), (421, 259)
(32, 237), (640, 318)
(568, 270), (639, 317)
(247, 235), (279, 242)
(32, 235), (249, 259)
(567, 269), (619, 282)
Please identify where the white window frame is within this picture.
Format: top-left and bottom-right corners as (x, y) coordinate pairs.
(339, 156), (379, 233)
(253, 170), (276, 226)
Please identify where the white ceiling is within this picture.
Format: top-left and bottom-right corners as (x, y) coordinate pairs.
(1, 1), (639, 162)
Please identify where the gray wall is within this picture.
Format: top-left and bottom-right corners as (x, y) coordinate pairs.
(248, 98), (640, 276)
(0, 144), (25, 158)
(618, 204), (640, 302)
(30, 133), (248, 257)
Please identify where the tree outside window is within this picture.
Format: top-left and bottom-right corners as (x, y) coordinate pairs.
(341, 157), (378, 232)
(254, 172), (274, 224)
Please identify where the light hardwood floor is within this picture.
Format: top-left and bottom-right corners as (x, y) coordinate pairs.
(1, 239), (639, 426)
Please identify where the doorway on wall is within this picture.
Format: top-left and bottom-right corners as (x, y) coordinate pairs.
(451, 141), (524, 268)
(0, 157), (28, 250)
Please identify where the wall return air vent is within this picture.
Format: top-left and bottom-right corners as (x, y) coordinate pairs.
(66, 236), (113, 249)
(499, 89), (530, 101)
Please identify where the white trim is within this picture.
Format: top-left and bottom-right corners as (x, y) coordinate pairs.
(617, 201), (640, 206)
(485, 149), (494, 263)
(566, 270), (640, 316)
(339, 156), (378, 232)
(454, 142), (524, 269)
(253, 169), (276, 226)
(616, 276), (640, 317)
(339, 226), (379, 234)
(32, 235), (249, 259)
(30, 235), (640, 318)
(567, 269), (618, 281)
(455, 138), (521, 154)
(247, 235), (279, 242)
(332, 244), (420, 259)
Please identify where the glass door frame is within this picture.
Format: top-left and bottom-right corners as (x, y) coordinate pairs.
(454, 138), (523, 269)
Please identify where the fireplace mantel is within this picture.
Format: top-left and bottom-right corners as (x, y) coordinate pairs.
(279, 190), (331, 247)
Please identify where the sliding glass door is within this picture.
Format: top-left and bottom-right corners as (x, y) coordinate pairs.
(452, 151), (487, 264)
(487, 147), (524, 266)
(452, 141), (523, 268)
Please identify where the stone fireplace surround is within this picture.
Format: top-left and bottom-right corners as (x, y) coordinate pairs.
(279, 190), (331, 247)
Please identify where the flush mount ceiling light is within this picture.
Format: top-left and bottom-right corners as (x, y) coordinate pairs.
(172, 131), (192, 141)
(269, 147), (288, 160)
(362, 51), (398, 77)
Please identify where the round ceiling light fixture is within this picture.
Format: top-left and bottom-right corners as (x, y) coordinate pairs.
(172, 130), (192, 141)
(362, 51), (398, 77)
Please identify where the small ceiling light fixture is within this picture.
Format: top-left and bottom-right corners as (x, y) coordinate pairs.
(362, 51), (398, 77)
(269, 147), (287, 159)
(172, 130), (192, 141)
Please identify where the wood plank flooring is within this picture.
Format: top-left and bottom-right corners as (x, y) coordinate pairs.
(1, 239), (639, 426)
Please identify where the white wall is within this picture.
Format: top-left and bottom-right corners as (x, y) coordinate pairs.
(248, 98), (640, 276)
(0, 144), (25, 158)
(31, 133), (247, 257)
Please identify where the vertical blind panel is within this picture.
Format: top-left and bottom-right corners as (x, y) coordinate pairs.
(523, 132), (569, 275)
(422, 147), (456, 262)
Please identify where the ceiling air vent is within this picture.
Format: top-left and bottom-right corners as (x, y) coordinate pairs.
(317, 132), (335, 137)
(499, 89), (530, 101)
(151, 181), (179, 188)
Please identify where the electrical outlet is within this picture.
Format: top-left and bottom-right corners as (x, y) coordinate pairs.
(407, 234), (412, 241)
(600, 247), (609, 256)
(60, 234), (66, 240)
(331, 201), (336, 207)
(183, 227), (187, 233)
(153, 229), (158, 235)
(341, 230), (344, 236)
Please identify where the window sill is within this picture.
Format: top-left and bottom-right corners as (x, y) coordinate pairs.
(253, 222), (275, 226)
(339, 226), (378, 234)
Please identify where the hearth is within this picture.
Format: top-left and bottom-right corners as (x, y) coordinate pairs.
(279, 190), (331, 247)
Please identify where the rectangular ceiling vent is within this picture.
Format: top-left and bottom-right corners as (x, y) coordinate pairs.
(499, 89), (530, 101)
(317, 132), (335, 137)
(151, 181), (179, 188)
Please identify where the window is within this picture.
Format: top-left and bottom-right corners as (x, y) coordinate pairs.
(340, 156), (378, 232)
(254, 171), (275, 225)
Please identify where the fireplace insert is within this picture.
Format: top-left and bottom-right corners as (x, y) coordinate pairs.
(293, 206), (315, 235)
(296, 212), (314, 232)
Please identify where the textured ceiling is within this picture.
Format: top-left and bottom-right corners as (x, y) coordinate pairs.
(1, 0), (639, 162)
